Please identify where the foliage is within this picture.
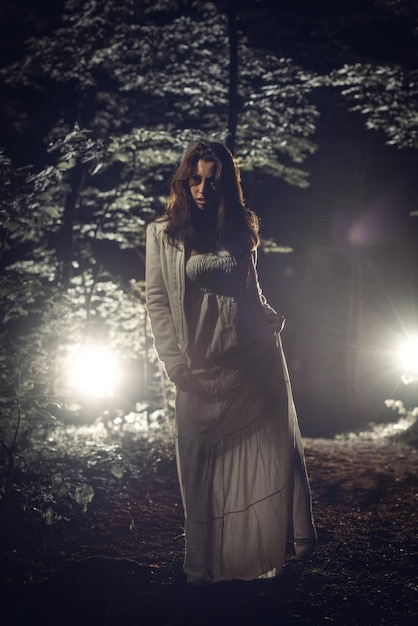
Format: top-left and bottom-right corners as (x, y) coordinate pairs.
(0, 152), (61, 494)
(260, 238), (293, 254)
(0, 0), (417, 506)
(0, 0), (320, 181)
(0, 151), (34, 261)
(375, 0), (418, 24)
(1, 405), (174, 525)
(313, 0), (418, 149)
(326, 63), (418, 149)
(0, 0), (321, 486)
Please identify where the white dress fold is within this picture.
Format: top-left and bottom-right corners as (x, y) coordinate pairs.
(175, 251), (315, 585)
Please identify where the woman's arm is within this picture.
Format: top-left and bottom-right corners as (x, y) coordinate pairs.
(145, 223), (189, 376)
(250, 249), (285, 333)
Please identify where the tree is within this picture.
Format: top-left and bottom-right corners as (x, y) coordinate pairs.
(0, 0), (416, 487)
(326, 61), (418, 150)
(0, 0), (322, 483)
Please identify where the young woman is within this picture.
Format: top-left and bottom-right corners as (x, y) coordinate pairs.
(145, 141), (316, 585)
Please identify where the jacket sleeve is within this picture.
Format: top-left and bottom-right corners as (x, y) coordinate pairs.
(250, 250), (285, 330)
(145, 224), (188, 376)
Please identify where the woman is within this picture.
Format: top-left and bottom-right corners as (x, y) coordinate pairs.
(145, 141), (316, 585)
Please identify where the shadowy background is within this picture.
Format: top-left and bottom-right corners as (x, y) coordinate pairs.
(0, 0), (417, 443)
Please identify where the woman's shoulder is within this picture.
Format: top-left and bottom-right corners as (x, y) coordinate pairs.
(146, 216), (168, 234)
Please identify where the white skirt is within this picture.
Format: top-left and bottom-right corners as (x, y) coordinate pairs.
(175, 335), (315, 585)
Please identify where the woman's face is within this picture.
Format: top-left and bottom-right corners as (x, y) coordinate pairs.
(189, 159), (220, 212)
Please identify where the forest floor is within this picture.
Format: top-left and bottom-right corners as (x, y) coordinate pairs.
(1, 418), (418, 625)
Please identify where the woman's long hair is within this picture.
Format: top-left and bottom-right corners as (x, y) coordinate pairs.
(164, 142), (259, 253)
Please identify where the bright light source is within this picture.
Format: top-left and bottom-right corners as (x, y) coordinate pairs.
(67, 345), (120, 397)
(398, 336), (418, 383)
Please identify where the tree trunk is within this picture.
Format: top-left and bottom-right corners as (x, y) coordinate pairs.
(59, 162), (85, 289)
(227, 0), (238, 153)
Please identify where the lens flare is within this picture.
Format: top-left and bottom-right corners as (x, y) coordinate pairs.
(67, 345), (120, 397)
(398, 336), (418, 382)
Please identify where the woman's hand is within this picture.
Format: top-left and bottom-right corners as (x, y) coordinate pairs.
(169, 364), (193, 391)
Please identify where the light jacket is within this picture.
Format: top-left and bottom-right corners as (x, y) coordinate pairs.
(145, 219), (281, 376)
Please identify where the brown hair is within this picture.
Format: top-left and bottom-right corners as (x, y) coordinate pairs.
(164, 141), (259, 253)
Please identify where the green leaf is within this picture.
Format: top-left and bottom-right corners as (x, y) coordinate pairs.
(115, 153), (131, 163)
(57, 158), (77, 171)
(74, 484), (95, 513)
(3, 221), (20, 232)
(110, 464), (125, 478)
(42, 205), (62, 218)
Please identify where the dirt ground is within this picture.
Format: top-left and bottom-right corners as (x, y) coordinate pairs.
(1, 430), (418, 625)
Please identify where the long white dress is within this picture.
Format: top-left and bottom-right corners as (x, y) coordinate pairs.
(175, 250), (315, 585)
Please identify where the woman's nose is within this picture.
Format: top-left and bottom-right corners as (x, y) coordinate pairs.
(198, 180), (206, 195)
